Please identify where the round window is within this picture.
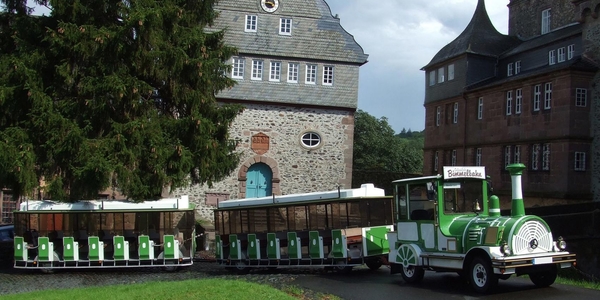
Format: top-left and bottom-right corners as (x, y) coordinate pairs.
(301, 132), (321, 148)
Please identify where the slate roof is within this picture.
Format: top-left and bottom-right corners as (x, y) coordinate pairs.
(422, 0), (521, 69)
(500, 22), (582, 58)
(210, 0), (368, 64)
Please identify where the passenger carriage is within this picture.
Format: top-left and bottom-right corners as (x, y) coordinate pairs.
(214, 184), (395, 273)
(12, 195), (195, 271)
(387, 164), (576, 293)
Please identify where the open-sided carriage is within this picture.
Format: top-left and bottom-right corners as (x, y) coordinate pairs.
(12, 196), (196, 271)
(214, 184), (394, 273)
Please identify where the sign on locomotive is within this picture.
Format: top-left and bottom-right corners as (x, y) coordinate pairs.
(388, 163), (576, 293)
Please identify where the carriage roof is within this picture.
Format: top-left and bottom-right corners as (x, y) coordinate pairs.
(17, 195), (192, 212)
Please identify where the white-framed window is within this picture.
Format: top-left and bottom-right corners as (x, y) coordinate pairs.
(434, 151), (439, 172)
(542, 143), (550, 171)
(305, 64), (317, 84)
(453, 102), (458, 124)
(544, 82), (552, 109)
(448, 64), (455, 81)
(476, 97), (483, 120)
(507, 63), (514, 76)
(279, 18), (292, 35)
(568, 44), (575, 60)
(438, 67), (445, 83)
(531, 144), (540, 170)
(436, 106), (441, 126)
(451, 150), (457, 166)
(504, 146), (512, 167)
(251, 59), (263, 80)
(301, 132), (321, 148)
(269, 61), (281, 82)
(515, 61), (521, 74)
(429, 71), (436, 86)
(549, 50), (556, 65)
(232, 57), (245, 79)
(245, 15), (257, 32)
(576, 88), (587, 107)
(515, 88), (522, 114)
(514, 145), (521, 163)
(475, 148), (482, 166)
(533, 84), (541, 111)
(323, 66), (334, 85)
(506, 90), (513, 115)
(542, 8), (551, 34)
(575, 152), (586, 171)
(558, 47), (566, 63)
(287, 63), (299, 83)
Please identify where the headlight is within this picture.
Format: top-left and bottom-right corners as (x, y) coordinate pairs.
(556, 236), (567, 251)
(500, 242), (511, 256)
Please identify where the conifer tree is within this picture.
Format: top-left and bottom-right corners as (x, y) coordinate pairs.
(0, 0), (243, 201)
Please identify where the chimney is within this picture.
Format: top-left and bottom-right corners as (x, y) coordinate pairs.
(489, 195), (501, 217)
(506, 163), (526, 217)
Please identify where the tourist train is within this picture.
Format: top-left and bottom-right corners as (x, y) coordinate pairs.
(10, 163), (576, 293)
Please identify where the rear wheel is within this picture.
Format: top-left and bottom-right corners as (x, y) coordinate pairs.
(400, 265), (425, 283)
(366, 259), (383, 271)
(468, 256), (498, 293)
(334, 261), (353, 274)
(234, 260), (250, 275)
(529, 266), (558, 287)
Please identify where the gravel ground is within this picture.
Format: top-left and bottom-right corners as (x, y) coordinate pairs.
(0, 260), (338, 299)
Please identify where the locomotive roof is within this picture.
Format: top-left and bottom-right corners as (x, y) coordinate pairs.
(217, 183), (386, 209)
(17, 195), (193, 212)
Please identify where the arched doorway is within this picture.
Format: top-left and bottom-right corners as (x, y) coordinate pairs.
(246, 163), (273, 198)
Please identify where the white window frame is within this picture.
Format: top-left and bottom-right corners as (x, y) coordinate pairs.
(574, 152), (586, 171)
(506, 90), (513, 115)
(544, 82), (552, 109)
(533, 84), (541, 111)
(477, 97), (483, 120)
(507, 63), (514, 76)
(531, 144), (540, 170)
(558, 47), (566, 63)
(245, 15), (257, 32)
(451, 150), (457, 166)
(438, 67), (445, 83)
(515, 61), (521, 74)
(567, 44), (575, 60)
(475, 148), (482, 166)
(279, 18), (292, 35)
(305, 64), (317, 84)
(515, 88), (522, 114)
(542, 143), (550, 171)
(576, 88), (587, 107)
(287, 62), (299, 83)
(269, 61), (281, 82)
(429, 71), (436, 86)
(548, 50), (556, 65)
(232, 57), (245, 79)
(514, 145), (521, 163)
(434, 151), (439, 172)
(323, 66), (334, 85)
(448, 64), (455, 81)
(542, 8), (551, 34)
(453, 102), (458, 124)
(505, 146), (512, 167)
(301, 132), (321, 149)
(436, 106), (441, 126)
(251, 59), (263, 80)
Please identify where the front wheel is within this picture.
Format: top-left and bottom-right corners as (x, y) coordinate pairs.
(400, 265), (425, 283)
(529, 266), (558, 287)
(468, 256), (498, 293)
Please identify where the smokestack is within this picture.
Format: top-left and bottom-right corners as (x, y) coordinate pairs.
(506, 163), (526, 217)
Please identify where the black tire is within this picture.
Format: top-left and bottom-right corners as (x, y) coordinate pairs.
(400, 265), (425, 283)
(334, 261), (353, 274)
(529, 266), (558, 287)
(468, 256), (498, 293)
(234, 260), (250, 275)
(366, 259), (383, 271)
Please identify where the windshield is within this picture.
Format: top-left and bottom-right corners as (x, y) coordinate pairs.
(442, 179), (483, 214)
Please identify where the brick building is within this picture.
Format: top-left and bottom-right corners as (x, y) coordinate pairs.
(174, 0), (368, 221)
(422, 0), (599, 207)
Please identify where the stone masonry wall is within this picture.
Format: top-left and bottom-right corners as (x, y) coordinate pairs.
(174, 103), (355, 222)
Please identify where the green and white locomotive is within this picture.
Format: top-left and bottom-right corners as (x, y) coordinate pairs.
(388, 163), (576, 293)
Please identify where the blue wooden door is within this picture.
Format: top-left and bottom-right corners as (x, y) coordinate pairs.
(246, 163), (272, 198)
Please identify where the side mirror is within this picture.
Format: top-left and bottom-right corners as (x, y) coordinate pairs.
(426, 182), (436, 200)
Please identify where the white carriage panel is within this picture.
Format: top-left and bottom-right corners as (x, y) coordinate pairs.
(426, 257), (463, 270)
(437, 228), (457, 252)
(397, 222), (419, 241)
(420, 223), (435, 249)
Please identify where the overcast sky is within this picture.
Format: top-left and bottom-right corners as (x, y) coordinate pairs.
(32, 0), (509, 133)
(326, 0), (510, 132)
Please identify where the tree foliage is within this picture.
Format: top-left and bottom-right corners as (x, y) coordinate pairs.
(0, 0), (243, 201)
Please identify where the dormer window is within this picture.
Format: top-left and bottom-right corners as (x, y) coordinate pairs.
(438, 67), (445, 83)
(515, 61), (521, 74)
(548, 50), (556, 65)
(448, 64), (455, 81)
(541, 9), (551, 34)
(245, 15), (257, 32)
(279, 18), (292, 35)
(507, 63), (513, 76)
(429, 71), (436, 86)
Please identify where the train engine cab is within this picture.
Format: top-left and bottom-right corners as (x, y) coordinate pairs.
(387, 163), (576, 293)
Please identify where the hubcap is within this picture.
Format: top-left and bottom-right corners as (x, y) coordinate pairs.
(404, 266), (415, 277)
(473, 263), (487, 287)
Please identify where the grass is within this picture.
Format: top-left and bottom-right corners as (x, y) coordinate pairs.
(556, 268), (600, 290)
